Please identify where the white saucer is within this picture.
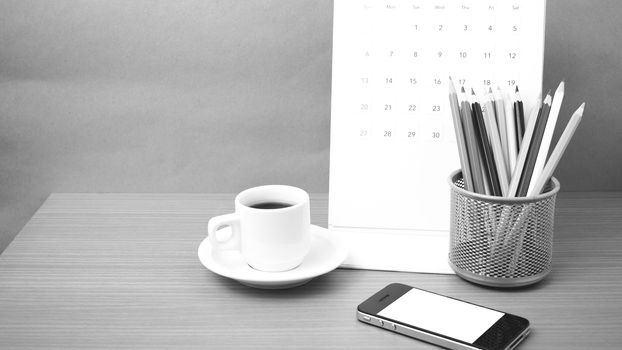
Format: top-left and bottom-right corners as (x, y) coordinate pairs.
(198, 225), (348, 289)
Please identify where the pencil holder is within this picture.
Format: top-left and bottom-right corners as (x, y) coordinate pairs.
(447, 169), (560, 288)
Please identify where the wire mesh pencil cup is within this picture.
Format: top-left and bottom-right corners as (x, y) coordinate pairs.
(448, 170), (560, 287)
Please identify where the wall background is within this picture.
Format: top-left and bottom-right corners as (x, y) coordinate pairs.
(0, 0), (620, 253)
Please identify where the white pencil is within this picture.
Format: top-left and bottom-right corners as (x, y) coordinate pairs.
(483, 89), (497, 142)
(527, 81), (565, 196)
(495, 87), (509, 175)
(507, 97), (543, 197)
(448, 77), (474, 192)
(531, 103), (585, 195)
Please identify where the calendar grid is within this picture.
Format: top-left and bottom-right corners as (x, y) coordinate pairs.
(330, 0), (545, 239)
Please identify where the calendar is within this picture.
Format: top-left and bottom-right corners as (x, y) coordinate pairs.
(329, 0), (546, 273)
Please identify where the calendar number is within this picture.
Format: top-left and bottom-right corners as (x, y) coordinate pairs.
(384, 130), (392, 137)
(408, 104), (417, 112)
(509, 52), (517, 59)
(434, 78), (442, 85)
(384, 104), (392, 111)
(360, 130), (368, 137)
(484, 52), (492, 59)
(361, 77), (369, 84)
(458, 79), (467, 85)
(432, 132), (441, 138)
(432, 105), (441, 112)
(408, 131), (416, 138)
(385, 78), (393, 84)
(507, 79), (516, 86)
(459, 51), (468, 59)
(409, 78), (418, 85)
(360, 104), (369, 111)
(483, 79), (491, 86)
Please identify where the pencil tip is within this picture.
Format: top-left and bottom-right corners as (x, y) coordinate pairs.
(448, 79), (457, 94)
(573, 102), (586, 117)
(449, 76), (453, 81)
(557, 80), (565, 92)
(471, 88), (475, 95)
(515, 86), (519, 92)
(461, 86), (466, 93)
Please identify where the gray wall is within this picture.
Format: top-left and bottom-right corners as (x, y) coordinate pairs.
(0, 0), (620, 253)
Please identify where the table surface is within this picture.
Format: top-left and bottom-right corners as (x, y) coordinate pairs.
(1, 193), (621, 349)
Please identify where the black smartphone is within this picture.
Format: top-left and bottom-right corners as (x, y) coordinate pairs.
(357, 283), (530, 350)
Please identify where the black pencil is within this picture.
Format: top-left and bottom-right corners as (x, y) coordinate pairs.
(460, 87), (486, 194)
(471, 89), (502, 196)
(513, 86), (525, 149)
(516, 92), (552, 197)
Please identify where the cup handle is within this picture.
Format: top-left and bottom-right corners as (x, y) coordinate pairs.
(207, 213), (241, 251)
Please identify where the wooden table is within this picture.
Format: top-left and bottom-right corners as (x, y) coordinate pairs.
(0, 193), (621, 349)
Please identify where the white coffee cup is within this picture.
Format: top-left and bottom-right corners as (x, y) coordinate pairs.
(207, 185), (311, 272)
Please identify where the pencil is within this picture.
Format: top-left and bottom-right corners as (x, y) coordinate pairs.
(460, 87), (486, 194)
(483, 92), (509, 196)
(513, 86), (525, 146)
(488, 88), (498, 127)
(505, 90), (518, 173)
(494, 87), (509, 175)
(448, 77), (474, 192)
(484, 88), (497, 141)
(531, 103), (585, 195)
(507, 98), (542, 197)
(471, 88), (502, 196)
(527, 81), (565, 196)
(516, 92), (552, 197)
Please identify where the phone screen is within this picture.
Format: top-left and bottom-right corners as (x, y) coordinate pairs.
(377, 288), (504, 344)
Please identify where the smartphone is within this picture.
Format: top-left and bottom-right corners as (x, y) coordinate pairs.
(357, 283), (530, 350)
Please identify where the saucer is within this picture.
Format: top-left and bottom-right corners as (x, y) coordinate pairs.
(198, 225), (348, 289)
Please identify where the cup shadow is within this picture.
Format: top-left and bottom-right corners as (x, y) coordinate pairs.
(210, 270), (343, 299)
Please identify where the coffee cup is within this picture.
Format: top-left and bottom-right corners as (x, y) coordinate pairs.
(207, 185), (311, 272)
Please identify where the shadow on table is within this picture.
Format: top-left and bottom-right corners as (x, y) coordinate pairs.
(208, 271), (344, 299)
